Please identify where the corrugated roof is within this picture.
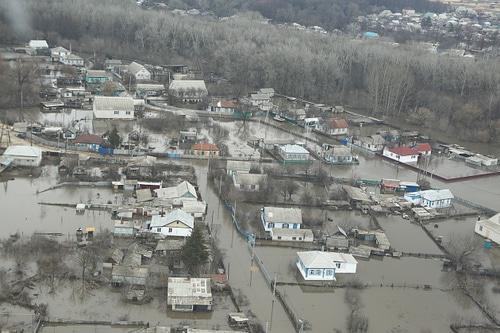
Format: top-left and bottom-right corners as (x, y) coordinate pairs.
(29, 40), (48, 48)
(263, 207), (302, 224)
(150, 209), (194, 228)
(128, 61), (149, 75)
(329, 118), (349, 129)
(297, 251), (358, 268)
(74, 134), (103, 145)
(169, 80), (207, 92)
(3, 145), (42, 158)
(93, 96), (134, 111)
(420, 189), (454, 201)
(192, 143), (219, 151)
(280, 144), (309, 154)
(389, 146), (419, 156)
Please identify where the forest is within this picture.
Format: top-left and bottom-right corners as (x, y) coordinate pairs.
(149, 0), (448, 30)
(0, 0), (499, 142)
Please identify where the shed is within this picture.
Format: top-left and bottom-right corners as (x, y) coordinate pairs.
(270, 228), (313, 242)
(2, 146), (42, 167)
(167, 277), (213, 312)
(111, 266), (149, 286)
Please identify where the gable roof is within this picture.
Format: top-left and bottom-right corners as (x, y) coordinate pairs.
(415, 143), (432, 152)
(420, 189), (454, 201)
(192, 143), (219, 151)
(297, 251), (357, 268)
(389, 146), (419, 156)
(280, 144), (309, 154)
(74, 134), (104, 145)
(128, 61), (149, 75)
(155, 181), (198, 200)
(86, 70), (109, 78)
(263, 207), (302, 224)
(169, 80), (207, 92)
(329, 118), (349, 129)
(150, 209), (194, 229)
(29, 40), (49, 48)
(93, 96), (134, 112)
(3, 145), (42, 158)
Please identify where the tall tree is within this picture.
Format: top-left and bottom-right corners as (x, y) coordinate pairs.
(181, 224), (209, 276)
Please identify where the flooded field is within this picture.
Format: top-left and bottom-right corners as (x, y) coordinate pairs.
(377, 216), (443, 255)
(41, 325), (136, 333)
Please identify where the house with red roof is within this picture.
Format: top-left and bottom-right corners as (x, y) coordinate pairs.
(74, 134), (104, 151)
(382, 143), (432, 164)
(191, 142), (220, 157)
(327, 118), (349, 136)
(209, 99), (237, 113)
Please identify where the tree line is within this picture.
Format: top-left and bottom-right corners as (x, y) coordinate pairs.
(0, 0), (499, 142)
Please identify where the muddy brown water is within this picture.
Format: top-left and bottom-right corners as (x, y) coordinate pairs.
(1, 150), (500, 332)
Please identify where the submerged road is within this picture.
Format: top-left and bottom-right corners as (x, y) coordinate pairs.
(191, 161), (297, 333)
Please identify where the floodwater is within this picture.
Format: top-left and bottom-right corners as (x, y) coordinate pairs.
(377, 215), (443, 255)
(41, 326), (134, 333)
(0, 166), (118, 238)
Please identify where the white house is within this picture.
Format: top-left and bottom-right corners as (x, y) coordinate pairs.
(128, 61), (151, 81)
(383, 143), (432, 163)
(271, 228), (314, 242)
(93, 96), (135, 119)
(383, 146), (420, 163)
(169, 80), (208, 103)
(475, 213), (500, 245)
(404, 189), (454, 209)
(62, 54), (84, 67)
(149, 209), (194, 237)
(323, 145), (354, 164)
(28, 40), (49, 55)
(233, 173), (267, 192)
(327, 118), (349, 136)
(261, 207), (302, 232)
(296, 251), (358, 281)
(50, 46), (70, 62)
(277, 144), (310, 163)
(1, 146), (42, 167)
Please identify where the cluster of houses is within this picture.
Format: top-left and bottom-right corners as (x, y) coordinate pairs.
(356, 6), (500, 52)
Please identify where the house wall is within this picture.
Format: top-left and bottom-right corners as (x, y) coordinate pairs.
(383, 149), (418, 163)
(296, 260), (336, 281)
(193, 150), (220, 156)
(261, 213), (301, 232)
(86, 77), (109, 84)
(5, 154), (42, 167)
(422, 198), (452, 208)
(113, 227), (135, 236)
(93, 109), (135, 119)
(135, 69), (151, 81)
(475, 222), (500, 245)
(330, 128), (348, 136)
(278, 149), (309, 162)
(271, 232), (313, 242)
(151, 225), (192, 237)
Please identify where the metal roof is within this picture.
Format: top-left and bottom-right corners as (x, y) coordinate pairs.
(420, 189), (454, 201)
(279, 144), (309, 154)
(150, 209), (194, 228)
(154, 181), (197, 200)
(271, 228), (313, 238)
(263, 207), (302, 224)
(3, 145), (42, 158)
(169, 80), (207, 92)
(168, 277), (212, 305)
(297, 251), (358, 268)
(29, 40), (48, 48)
(93, 96), (134, 111)
(128, 61), (149, 75)
(234, 173), (267, 186)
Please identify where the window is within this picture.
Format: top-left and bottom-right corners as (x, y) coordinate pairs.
(251, 184), (256, 190)
(325, 269), (334, 276)
(156, 228), (161, 232)
(126, 111), (131, 115)
(114, 111), (119, 115)
(292, 237), (296, 240)
(336, 262), (341, 269)
(168, 228), (173, 232)
(277, 236), (281, 240)
(283, 223), (289, 229)
(479, 226), (483, 231)
(298, 237), (302, 241)
(267, 223), (274, 228)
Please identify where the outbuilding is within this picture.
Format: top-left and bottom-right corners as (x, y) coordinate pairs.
(167, 277), (213, 312)
(93, 96), (135, 119)
(2, 146), (42, 167)
(475, 213), (500, 245)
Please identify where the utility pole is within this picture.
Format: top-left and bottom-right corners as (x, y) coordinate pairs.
(249, 236), (255, 287)
(269, 273), (277, 330)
